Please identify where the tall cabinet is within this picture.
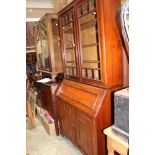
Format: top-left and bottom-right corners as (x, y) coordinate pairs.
(34, 13), (63, 74)
(56, 0), (126, 154)
(33, 14), (63, 135)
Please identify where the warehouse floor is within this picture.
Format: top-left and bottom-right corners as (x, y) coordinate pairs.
(26, 117), (82, 155)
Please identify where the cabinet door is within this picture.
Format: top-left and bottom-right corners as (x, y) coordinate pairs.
(51, 19), (63, 73)
(76, 111), (93, 155)
(77, 0), (101, 81)
(36, 18), (51, 71)
(58, 101), (75, 140)
(61, 9), (79, 79)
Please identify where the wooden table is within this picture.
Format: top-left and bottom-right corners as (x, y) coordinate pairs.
(103, 126), (129, 155)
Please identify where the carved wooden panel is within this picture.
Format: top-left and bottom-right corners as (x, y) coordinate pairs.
(76, 110), (93, 155)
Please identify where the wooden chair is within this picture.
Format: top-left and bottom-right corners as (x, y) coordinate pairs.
(26, 78), (35, 129)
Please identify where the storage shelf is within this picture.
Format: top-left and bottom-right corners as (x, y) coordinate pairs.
(83, 60), (100, 63)
(82, 43), (99, 48)
(66, 46), (75, 50)
(82, 67), (101, 70)
(66, 61), (77, 63)
(66, 66), (77, 68)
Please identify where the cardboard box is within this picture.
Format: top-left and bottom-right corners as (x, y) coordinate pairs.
(38, 112), (56, 136)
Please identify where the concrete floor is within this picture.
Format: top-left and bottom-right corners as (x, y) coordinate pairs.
(26, 118), (82, 155)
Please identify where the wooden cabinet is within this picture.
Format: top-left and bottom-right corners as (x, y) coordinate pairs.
(34, 14), (63, 74)
(56, 79), (121, 155)
(32, 76), (61, 135)
(59, 0), (124, 88)
(57, 0), (127, 154)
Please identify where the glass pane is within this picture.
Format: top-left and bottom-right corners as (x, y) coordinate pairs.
(63, 12), (73, 25)
(52, 19), (63, 72)
(63, 23), (74, 48)
(66, 49), (76, 62)
(78, 4), (100, 80)
(36, 26), (50, 70)
(89, 0), (95, 11)
(63, 16), (78, 77)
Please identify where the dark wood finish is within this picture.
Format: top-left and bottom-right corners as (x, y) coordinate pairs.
(31, 76), (61, 135)
(59, 0), (124, 88)
(34, 13), (63, 74)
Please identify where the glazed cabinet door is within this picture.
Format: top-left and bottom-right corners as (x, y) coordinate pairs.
(60, 8), (79, 80)
(76, 111), (93, 155)
(77, 0), (101, 82)
(35, 17), (51, 71)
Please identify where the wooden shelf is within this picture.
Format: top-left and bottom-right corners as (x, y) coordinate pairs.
(66, 61), (77, 63)
(82, 43), (99, 48)
(66, 46), (75, 50)
(82, 67), (101, 70)
(83, 60), (99, 63)
(66, 66), (77, 68)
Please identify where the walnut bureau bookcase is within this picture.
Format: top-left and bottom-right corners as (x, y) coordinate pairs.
(33, 14), (63, 135)
(56, 0), (126, 154)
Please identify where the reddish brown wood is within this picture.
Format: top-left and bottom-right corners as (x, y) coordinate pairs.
(57, 0), (128, 154)
(56, 79), (122, 155)
(58, 0), (125, 88)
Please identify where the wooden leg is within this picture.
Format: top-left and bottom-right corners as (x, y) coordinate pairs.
(107, 137), (115, 155)
(27, 100), (35, 129)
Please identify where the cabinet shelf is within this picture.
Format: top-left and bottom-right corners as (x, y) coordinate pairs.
(83, 60), (99, 63)
(66, 46), (75, 50)
(82, 43), (99, 48)
(66, 61), (77, 63)
(66, 66), (77, 68)
(82, 67), (101, 70)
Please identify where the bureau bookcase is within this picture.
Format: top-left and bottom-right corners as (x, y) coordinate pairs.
(56, 0), (126, 154)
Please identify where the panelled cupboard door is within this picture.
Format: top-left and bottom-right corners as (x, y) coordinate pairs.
(58, 102), (75, 140)
(76, 111), (93, 155)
